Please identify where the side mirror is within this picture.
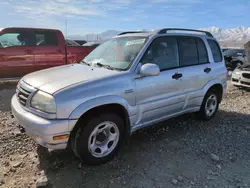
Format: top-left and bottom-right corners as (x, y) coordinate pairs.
(140, 63), (160, 77)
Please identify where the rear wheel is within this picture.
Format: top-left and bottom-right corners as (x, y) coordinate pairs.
(71, 113), (124, 165)
(197, 90), (219, 121)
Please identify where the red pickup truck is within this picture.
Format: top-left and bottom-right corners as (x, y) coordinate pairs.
(0, 27), (96, 79)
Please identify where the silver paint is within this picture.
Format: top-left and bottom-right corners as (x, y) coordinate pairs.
(11, 31), (228, 150)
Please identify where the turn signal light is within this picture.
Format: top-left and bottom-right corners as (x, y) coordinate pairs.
(53, 134), (69, 141)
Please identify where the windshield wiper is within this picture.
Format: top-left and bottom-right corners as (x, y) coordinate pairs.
(79, 60), (91, 66)
(96, 62), (114, 70)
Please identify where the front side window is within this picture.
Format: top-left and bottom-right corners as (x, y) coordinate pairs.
(83, 36), (147, 70)
(0, 31), (28, 48)
(179, 38), (198, 66)
(141, 37), (179, 71)
(208, 39), (222, 62)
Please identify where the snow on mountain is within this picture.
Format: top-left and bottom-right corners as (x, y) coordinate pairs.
(201, 26), (250, 41)
(67, 30), (122, 41)
(68, 26), (250, 44)
(68, 29), (152, 41)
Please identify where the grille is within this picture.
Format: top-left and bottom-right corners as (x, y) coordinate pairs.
(241, 81), (250, 86)
(16, 81), (36, 106)
(242, 73), (250, 79)
(232, 78), (239, 82)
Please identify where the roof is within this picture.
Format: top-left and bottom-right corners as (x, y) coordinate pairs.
(115, 28), (214, 38)
(115, 32), (153, 38)
(0, 27), (61, 32)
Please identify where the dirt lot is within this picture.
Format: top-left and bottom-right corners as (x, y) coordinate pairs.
(1, 81), (250, 188)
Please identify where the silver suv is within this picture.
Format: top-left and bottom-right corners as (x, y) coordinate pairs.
(11, 28), (227, 165)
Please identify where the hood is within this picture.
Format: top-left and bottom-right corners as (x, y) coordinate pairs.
(22, 64), (119, 94)
(237, 63), (250, 71)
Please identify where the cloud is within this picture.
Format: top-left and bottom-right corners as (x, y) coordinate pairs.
(152, 0), (201, 2)
(14, 2), (102, 17)
(55, 0), (73, 2)
(9, 0), (138, 19)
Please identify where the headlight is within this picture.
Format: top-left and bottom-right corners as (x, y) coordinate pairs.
(31, 91), (56, 114)
(234, 70), (241, 75)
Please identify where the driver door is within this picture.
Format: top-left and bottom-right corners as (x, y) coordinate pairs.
(134, 36), (186, 125)
(0, 30), (35, 78)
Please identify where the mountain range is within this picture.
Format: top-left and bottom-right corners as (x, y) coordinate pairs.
(201, 26), (250, 42)
(68, 26), (250, 47)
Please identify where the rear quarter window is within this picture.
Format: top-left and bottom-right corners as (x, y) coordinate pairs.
(207, 39), (222, 62)
(36, 31), (58, 46)
(196, 38), (208, 64)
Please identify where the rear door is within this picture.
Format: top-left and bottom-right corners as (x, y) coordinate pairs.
(177, 36), (212, 110)
(32, 30), (65, 71)
(0, 30), (35, 78)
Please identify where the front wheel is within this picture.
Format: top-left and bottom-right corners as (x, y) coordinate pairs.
(72, 113), (124, 165)
(197, 90), (219, 121)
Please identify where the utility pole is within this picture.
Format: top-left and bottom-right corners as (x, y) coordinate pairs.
(65, 19), (68, 38)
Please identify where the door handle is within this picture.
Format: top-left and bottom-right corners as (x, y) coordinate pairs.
(24, 50), (32, 54)
(204, 67), (211, 73)
(172, 73), (183, 80)
(56, 49), (62, 53)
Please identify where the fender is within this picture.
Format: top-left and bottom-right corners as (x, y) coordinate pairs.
(68, 95), (136, 120)
(202, 78), (226, 97)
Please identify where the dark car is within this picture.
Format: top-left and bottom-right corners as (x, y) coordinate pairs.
(82, 42), (101, 48)
(66, 39), (80, 46)
(223, 49), (246, 70)
(222, 48), (230, 52)
(73, 40), (87, 45)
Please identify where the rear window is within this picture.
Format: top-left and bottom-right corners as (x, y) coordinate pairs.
(208, 39), (222, 62)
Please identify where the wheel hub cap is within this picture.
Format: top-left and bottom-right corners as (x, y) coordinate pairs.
(88, 121), (119, 158)
(205, 94), (218, 117)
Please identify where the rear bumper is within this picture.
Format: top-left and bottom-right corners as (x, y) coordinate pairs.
(11, 95), (72, 150)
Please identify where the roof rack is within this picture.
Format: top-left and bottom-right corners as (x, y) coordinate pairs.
(157, 28), (213, 37)
(117, 31), (148, 36)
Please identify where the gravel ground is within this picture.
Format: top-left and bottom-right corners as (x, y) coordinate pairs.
(0, 80), (250, 188)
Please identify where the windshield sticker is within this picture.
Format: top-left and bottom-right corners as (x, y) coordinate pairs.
(125, 39), (145, 46)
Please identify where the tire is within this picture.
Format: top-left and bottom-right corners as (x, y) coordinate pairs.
(197, 89), (220, 121)
(71, 113), (124, 165)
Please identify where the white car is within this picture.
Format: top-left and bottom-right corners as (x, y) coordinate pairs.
(231, 64), (250, 88)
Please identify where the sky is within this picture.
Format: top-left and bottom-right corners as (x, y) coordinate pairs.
(0, 0), (249, 35)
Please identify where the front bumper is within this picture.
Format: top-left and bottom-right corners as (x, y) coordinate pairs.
(11, 95), (72, 150)
(231, 72), (250, 88)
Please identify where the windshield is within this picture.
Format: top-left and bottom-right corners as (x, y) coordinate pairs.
(83, 36), (148, 70)
(223, 49), (244, 56)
